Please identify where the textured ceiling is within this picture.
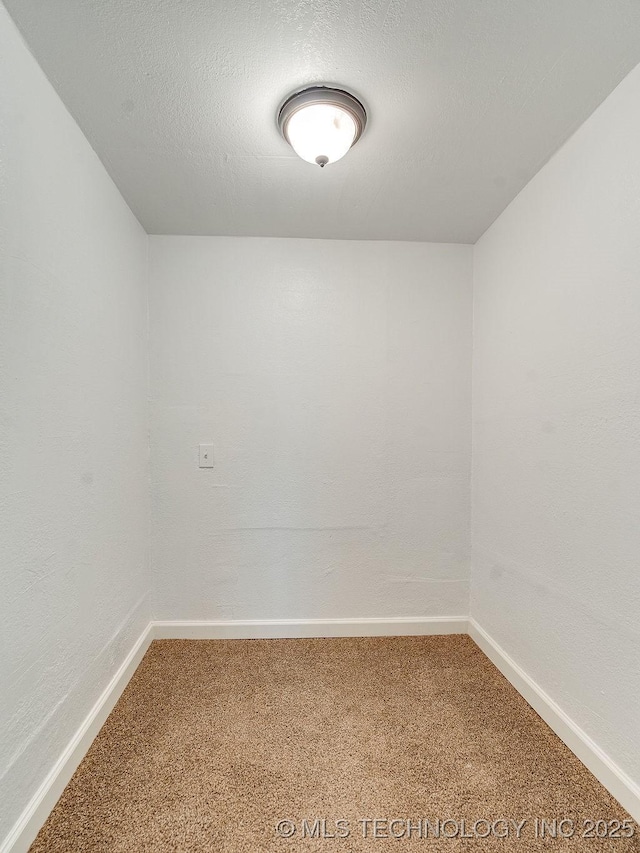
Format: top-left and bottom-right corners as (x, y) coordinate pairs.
(6, 0), (640, 242)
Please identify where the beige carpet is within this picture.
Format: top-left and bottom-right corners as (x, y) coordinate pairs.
(30, 636), (638, 851)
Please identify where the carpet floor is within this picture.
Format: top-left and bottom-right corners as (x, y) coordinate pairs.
(29, 635), (638, 852)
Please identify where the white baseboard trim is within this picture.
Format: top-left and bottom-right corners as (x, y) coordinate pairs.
(5, 615), (638, 853)
(468, 618), (640, 822)
(1, 623), (154, 853)
(152, 616), (469, 640)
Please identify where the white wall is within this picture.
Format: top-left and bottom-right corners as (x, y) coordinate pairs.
(150, 237), (472, 621)
(472, 63), (640, 785)
(5, 0), (637, 833)
(0, 5), (150, 844)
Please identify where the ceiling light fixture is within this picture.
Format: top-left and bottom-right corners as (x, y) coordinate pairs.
(277, 86), (367, 168)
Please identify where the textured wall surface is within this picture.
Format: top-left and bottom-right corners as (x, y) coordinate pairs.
(472, 63), (640, 785)
(0, 5), (150, 844)
(5, 0), (640, 242)
(4, 0), (639, 837)
(149, 237), (472, 620)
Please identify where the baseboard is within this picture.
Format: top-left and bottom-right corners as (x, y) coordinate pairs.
(152, 616), (469, 640)
(468, 618), (640, 822)
(1, 623), (154, 853)
(5, 615), (638, 853)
